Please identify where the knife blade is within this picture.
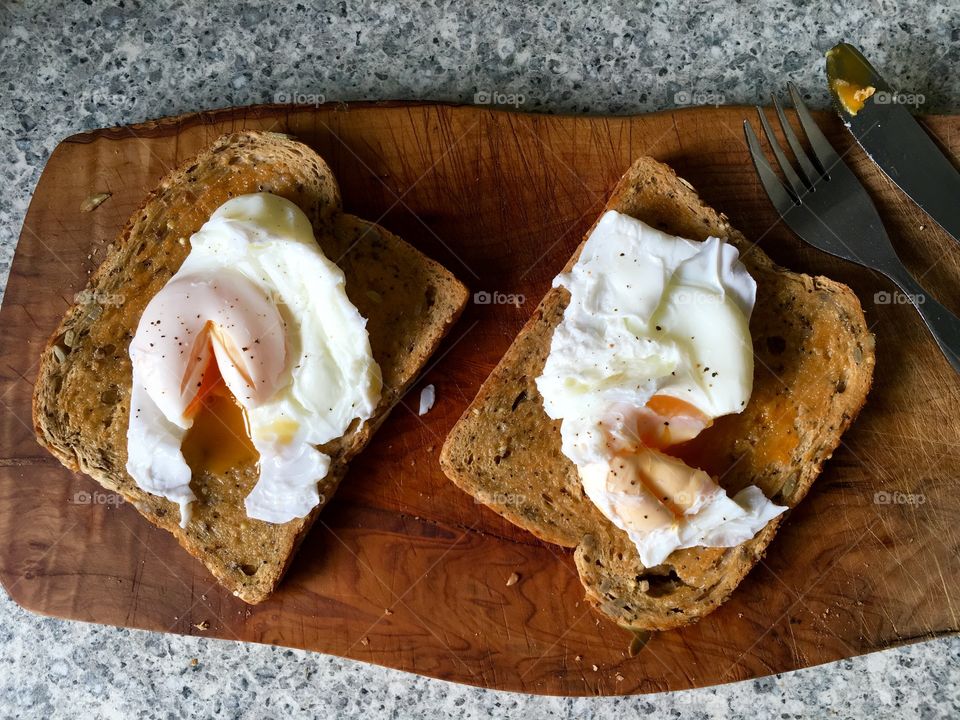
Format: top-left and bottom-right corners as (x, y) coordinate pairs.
(825, 42), (960, 244)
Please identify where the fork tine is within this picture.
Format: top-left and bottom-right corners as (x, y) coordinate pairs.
(744, 120), (797, 213)
(755, 106), (805, 201)
(787, 82), (841, 176)
(773, 93), (819, 188)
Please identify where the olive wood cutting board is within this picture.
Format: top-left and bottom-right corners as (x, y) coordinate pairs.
(1, 103), (957, 696)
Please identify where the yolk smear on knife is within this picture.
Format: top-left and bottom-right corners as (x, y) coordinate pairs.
(182, 341), (258, 475)
(832, 78), (876, 116)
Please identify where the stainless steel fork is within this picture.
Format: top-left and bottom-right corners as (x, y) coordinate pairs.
(744, 82), (960, 374)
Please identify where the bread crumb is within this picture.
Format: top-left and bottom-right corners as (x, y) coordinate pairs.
(505, 572), (520, 587)
(575, 655), (582, 662)
(81, 192), (111, 213)
(193, 620), (209, 630)
(418, 384), (436, 415)
(615, 673), (625, 682)
(189, 658), (199, 667)
(360, 637), (370, 646)
(592, 664), (599, 672)
(384, 608), (393, 616)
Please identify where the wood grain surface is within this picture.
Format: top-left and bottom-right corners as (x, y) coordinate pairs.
(0, 103), (957, 696)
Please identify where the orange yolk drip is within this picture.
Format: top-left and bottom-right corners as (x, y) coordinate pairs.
(181, 342), (258, 475)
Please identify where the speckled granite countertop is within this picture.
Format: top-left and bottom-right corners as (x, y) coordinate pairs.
(1, 1), (958, 717)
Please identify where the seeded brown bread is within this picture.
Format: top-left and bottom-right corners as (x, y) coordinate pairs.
(33, 131), (469, 603)
(440, 156), (874, 631)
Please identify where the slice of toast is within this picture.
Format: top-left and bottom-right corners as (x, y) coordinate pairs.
(440, 156), (874, 631)
(33, 131), (469, 603)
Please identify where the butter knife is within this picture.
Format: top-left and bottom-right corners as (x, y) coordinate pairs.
(826, 42), (960, 244)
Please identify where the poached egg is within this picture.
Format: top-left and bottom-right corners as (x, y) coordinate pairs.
(536, 210), (785, 567)
(126, 193), (382, 527)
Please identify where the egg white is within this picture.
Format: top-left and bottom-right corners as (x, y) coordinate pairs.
(535, 210), (785, 566)
(126, 193), (382, 526)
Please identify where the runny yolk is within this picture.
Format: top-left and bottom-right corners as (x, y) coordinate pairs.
(263, 417), (299, 445)
(181, 342), (259, 475)
(636, 395), (712, 449)
(645, 395), (707, 421)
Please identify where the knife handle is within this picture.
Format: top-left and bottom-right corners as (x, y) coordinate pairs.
(884, 265), (960, 374)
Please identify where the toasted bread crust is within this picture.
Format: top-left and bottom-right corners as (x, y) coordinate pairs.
(440, 156), (874, 631)
(33, 131), (469, 603)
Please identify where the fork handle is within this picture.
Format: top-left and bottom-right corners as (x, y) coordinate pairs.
(884, 266), (960, 374)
